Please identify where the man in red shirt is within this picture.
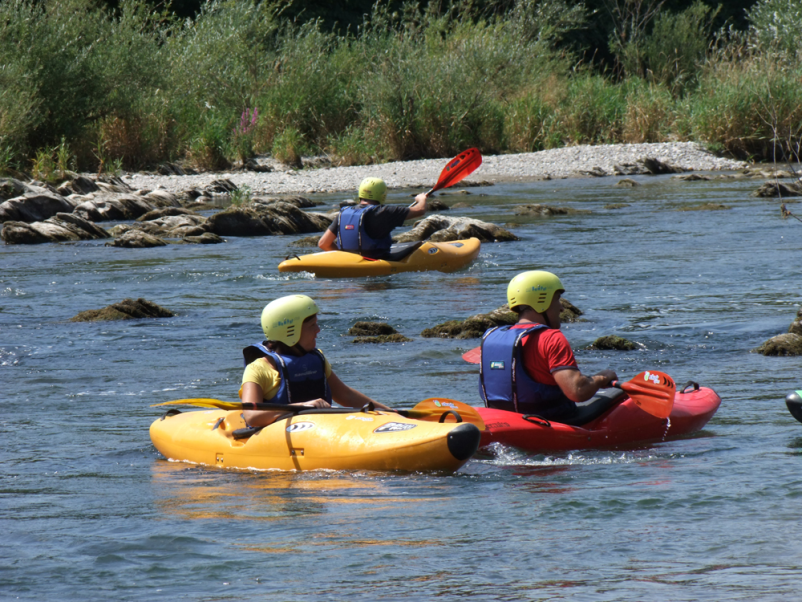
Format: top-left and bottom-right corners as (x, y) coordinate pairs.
(479, 271), (618, 421)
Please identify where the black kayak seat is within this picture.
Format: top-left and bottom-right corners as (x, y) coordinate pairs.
(558, 388), (628, 426)
(357, 241), (424, 261)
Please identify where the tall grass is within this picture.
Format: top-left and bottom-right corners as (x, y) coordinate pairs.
(0, 0), (801, 171)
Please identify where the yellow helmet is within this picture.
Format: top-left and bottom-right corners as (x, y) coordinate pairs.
(260, 295), (319, 347)
(507, 271), (564, 314)
(358, 177), (387, 203)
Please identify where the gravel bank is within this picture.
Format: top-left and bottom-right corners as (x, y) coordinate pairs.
(123, 142), (749, 196)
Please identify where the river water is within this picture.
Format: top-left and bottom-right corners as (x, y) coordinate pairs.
(2, 172), (801, 600)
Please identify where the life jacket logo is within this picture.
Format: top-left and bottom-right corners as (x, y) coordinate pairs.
(491, 361), (505, 369)
(345, 225), (355, 230)
(428, 248), (438, 254)
(286, 422), (315, 432)
(374, 422), (417, 433)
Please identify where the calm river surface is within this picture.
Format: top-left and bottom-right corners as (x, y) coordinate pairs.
(3, 172), (802, 601)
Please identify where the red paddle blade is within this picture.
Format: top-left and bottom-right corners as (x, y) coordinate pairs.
(618, 370), (675, 419)
(431, 148), (482, 193)
(462, 346), (481, 364)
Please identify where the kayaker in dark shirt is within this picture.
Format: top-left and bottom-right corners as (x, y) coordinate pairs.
(479, 271), (618, 420)
(318, 177), (428, 257)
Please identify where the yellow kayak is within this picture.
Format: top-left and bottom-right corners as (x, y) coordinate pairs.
(278, 238), (481, 277)
(150, 407), (480, 472)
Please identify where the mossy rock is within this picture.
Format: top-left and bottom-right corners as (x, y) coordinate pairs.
(789, 307), (802, 335)
(422, 299), (583, 339)
(513, 204), (590, 217)
(289, 235), (321, 248)
(589, 335), (637, 351)
(677, 203), (730, 211)
(352, 334), (412, 344)
(348, 322), (398, 336)
(752, 333), (802, 356)
(70, 298), (175, 322)
(615, 179), (638, 187)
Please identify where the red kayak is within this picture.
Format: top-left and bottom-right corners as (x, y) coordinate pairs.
(476, 382), (721, 452)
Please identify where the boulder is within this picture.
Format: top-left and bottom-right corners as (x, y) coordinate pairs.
(251, 195), (321, 208)
(394, 215), (518, 243)
(348, 322), (398, 336)
(0, 190), (74, 223)
(514, 204), (590, 217)
(588, 335), (638, 351)
(289, 235), (321, 248)
(673, 174), (712, 181)
(753, 181), (802, 198)
(789, 307), (802, 336)
(56, 175), (100, 196)
(0, 178), (29, 201)
(1, 212), (109, 244)
(142, 189), (181, 208)
(615, 179), (639, 187)
(106, 229), (167, 248)
(640, 157), (685, 174)
(352, 334), (412, 344)
(677, 203), (730, 211)
(70, 298), (175, 322)
(421, 301), (582, 339)
(73, 193), (155, 222)
(752, 333), (802, 356)
(183, 232), (224, 244)
(206, 206), (280, 236)
(206, 202), (332, 237)
(137, 207), (197, 222)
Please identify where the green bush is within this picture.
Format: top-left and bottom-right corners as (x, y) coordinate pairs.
(684, 55), (802, 160)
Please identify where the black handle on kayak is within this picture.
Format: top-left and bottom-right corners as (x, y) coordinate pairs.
(522, 414), (552, 427)
(437, 410), (463, 424)
(680, 381), (700, 393)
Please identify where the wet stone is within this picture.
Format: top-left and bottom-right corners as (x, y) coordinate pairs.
(70, 298), (175, 322)
(352, 334), (412, 344)
(752, 333), (802, 356)
(348, 322), (398, 336)
(589, 335), (638, 351)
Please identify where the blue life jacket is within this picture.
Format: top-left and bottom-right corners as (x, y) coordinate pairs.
(478, 325), (574, 417)
(336, 205), (393, 254)
(242, 342), (332, 405)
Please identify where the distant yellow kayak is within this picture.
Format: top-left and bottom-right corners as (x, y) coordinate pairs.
(150, 407), (481, 472)
(278, 238), (481, 277)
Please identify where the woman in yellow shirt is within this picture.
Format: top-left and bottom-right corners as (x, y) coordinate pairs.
(239, 295), (391, 427)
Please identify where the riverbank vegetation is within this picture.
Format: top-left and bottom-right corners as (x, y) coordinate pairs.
(0, 0), (800, 176)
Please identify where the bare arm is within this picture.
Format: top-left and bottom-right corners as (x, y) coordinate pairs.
(406, 193), (428, 220)
(318, 228), (338, 251)
(328, 371), (391, 411)
(241, 381), (331, 428)
(553, 368), (618, 403)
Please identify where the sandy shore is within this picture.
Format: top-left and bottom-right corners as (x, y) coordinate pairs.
(122, 142), (749, 196)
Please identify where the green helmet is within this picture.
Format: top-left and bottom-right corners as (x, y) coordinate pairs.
(358, 177), (387, 204)
(260, 295), (319, 347)
(507, 271), (564, 314)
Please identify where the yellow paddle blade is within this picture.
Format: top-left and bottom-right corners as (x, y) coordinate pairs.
(410, 398), (486, 431)
(151, 398), (244, 411)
